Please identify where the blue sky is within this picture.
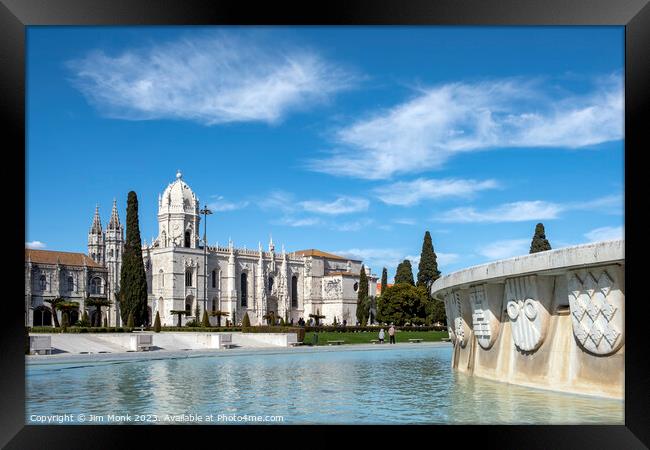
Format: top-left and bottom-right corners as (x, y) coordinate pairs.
(26, 26), (624, 280)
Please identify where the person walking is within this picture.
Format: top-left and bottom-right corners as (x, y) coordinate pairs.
(388, 324), (396, 344)
(378, 328), (385, 344)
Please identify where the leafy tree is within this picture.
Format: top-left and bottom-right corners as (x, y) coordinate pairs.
(61, 311), (69, 330)
(86, 297), (112, 327)
(395, 260), (415, 285)
(377, 284), (428, 326)
(242, 312), (251, 328)
(126, 311), (134, 329)
(530, 223), (552, 253)
(194, 302), (200, 322)
(119, 191), (148, 326)
(309, 309), (326, 326)
(209, 310), (229, 327)
(171, 310), (189, 327)
(153, 311), (161, 332)
(201, 310), (210, 327)
(425, 298), (447, 325)
(356, 265), (369, 324)
(417, 231), (441, 297)
(380, 267), (388, 295)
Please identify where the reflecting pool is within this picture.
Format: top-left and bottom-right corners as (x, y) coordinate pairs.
(26, 345), (623, 424)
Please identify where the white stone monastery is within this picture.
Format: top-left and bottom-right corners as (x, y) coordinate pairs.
(26, 171), (377, 327)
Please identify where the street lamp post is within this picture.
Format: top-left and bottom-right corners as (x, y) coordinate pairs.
(200, 205), (213, 317)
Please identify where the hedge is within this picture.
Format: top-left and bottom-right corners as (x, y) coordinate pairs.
(29, 326), (132, 333)
(302, 325), (446, 333)
(160, 326), (243, 332)
(242, 326), (305, 343)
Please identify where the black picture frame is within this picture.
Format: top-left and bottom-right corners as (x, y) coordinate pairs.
(2, 0), (648, 447)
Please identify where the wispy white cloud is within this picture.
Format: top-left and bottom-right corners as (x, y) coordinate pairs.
(308, 74), (623, 179)
(68, 32), (357, 125)
(208, 195), (249, 212)
(438, 201), (563, 223)
(336, 247), (460, 276)
(393, 218), (417, 226)
(478, 239), (530, 260)
(436, 194), (622, 223)
(299, 196), (369, 215)
(584, 226), (624, 242)
(375, 177), (499, 206)
(332, 218), (374, 232)
(272, 216), (322, 227)
(26, 241), (47, 249)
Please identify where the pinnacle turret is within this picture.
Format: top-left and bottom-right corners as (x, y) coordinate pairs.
(108, 198), (121, 230)
(90, 204), (103, 234)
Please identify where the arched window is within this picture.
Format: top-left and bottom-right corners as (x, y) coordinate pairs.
(185, 302), (191, 314)
(211, 270), (216, 289)
(116, 249), (119, 259)
(291, 275), (298, 308)
(39, 275), (47, 291)
(159, 269), (164, 288)
(90, 277), (102, 295)
(67, 276), (74, 292)
(212, 297), (217, 312)
(241, 273), (248, 307)
(185, 269), (193, 287)
(109, 249), (114, 258)
(34, 306), (52, 327)
(268, 277), (274, 294)
(184, 231), (191, 248)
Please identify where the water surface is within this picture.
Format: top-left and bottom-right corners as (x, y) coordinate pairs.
(26, 346), (623, 424)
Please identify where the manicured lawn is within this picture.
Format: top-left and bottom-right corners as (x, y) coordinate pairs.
(306, 330), (449, 346)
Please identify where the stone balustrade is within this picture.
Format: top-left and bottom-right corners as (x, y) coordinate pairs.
(430, 240), (624, 399)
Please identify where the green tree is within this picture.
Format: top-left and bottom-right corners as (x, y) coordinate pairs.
(153, 311), (161, 332)
(201, 310), (210, 327)
(80, 310), (90, 327)
(194, 302), (200, 322)
(209, 310), (229, 327)
(126, 311), (134, 329)
(119, 191), (148, 326)
(417, 231), (441, 297)
(395, 259), (415, 285)
(530, 223), (552, 253)
(377, 284), (428, 326)
(356, 265), (369, 324)
(242, 312), (251, 328)
(380, 267), (388, 295)
(61, 311), (69, 330)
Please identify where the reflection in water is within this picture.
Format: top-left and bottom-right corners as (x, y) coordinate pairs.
(26, 347), (623, 424)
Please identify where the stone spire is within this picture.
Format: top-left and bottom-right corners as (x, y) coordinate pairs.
(90, 204), (102, 234)
(108, 198), (121, 230)
(269, 235), (275, 253)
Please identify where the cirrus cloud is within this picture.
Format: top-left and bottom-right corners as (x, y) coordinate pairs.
(68, 32), (357, 125)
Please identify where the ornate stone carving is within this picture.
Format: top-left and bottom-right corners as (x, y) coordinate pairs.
(567, 268), (623, 356)
(470, 284), (499, 349)
(444, 291), (467, 348)
(505, 275), (548, 352)
(323, 279), (342, 299)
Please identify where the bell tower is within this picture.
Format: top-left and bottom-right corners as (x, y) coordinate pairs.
(88, 204), (105, 264)
(157, 170), (200, 249)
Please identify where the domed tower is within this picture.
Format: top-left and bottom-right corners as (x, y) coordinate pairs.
(105, 199), (124, 311)
(157, 170), (200, 249)
(88, 204), (105, 264)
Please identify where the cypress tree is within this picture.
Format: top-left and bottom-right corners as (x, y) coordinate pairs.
(530, 223), (552, 253)
(119, 191), (149, 326)
(356, 265), (369, 324)
(380, 267), (388, 295)
(395, 260), (415, 285)
(153, 311), (161, 332)
(417, 231), (441, 298)
(201, 310), (210, 327)
(126, 311), (134, 329)
(242, 312), (251, 328)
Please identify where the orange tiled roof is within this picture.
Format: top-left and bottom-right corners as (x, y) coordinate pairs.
(25, 249), (103, 268)
(291, 249), (360, 261)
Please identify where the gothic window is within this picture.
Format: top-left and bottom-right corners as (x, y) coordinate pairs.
(67, 276), (74, 292)
(291, 275), (298, 308)
(33, 306), (51, 327)
(109, 249), (114, 258)
(159, 269), (164, 288)
(241, 273), (248, 307)
(92, 253), (96, 260)
(185, 269), (193, 287)
(354, 282), (359, 292)
(185, 302), (191, 314)
(212, 297), (217, 312)
(211, 270), (216, 289)
(268, 277), (274, 294)
(116, 249), (119, 259)
(184, 231), (191, 248)
(39, 275), (47, 291)
(90, 277), (102, 295)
